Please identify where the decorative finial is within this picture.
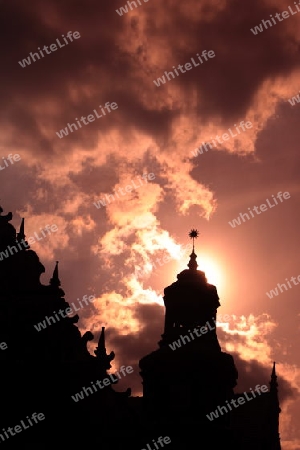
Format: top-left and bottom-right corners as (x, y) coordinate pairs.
(187, 229), (199, 271)
(189, 229), (199, 253)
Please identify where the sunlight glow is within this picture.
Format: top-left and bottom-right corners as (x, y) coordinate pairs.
(198, 255), (223, 288)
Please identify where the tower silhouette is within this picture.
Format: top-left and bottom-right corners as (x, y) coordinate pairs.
(139, 230), (281, 449)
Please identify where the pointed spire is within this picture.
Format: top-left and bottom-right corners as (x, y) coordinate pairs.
(49, 261), (61, 287)
(94, 327), (106, 358)
(270, 361), (278, 392)
(17, 218), (25, 242)
(188, 229), (199, 271)
(268, 360), (282, 445)
(94, 327), (115, 363)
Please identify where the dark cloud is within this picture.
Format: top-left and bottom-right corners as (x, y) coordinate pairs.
(2, 0), (300, 446)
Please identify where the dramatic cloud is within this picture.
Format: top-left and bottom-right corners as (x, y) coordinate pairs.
(2, 0), (300, 446)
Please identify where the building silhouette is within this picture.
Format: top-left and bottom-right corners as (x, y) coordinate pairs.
(0, 208), (281, 448)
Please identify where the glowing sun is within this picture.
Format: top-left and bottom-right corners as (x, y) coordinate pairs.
(197, 255), (223, 289)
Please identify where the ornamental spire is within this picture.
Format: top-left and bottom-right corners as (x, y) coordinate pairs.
(188, 229), (199, 271)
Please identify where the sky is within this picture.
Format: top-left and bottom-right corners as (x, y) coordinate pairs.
(1, 0), (300, 447)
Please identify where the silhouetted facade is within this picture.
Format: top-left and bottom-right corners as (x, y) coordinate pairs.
(0, 208), (281, 448)
(0, 206), (136, 448)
